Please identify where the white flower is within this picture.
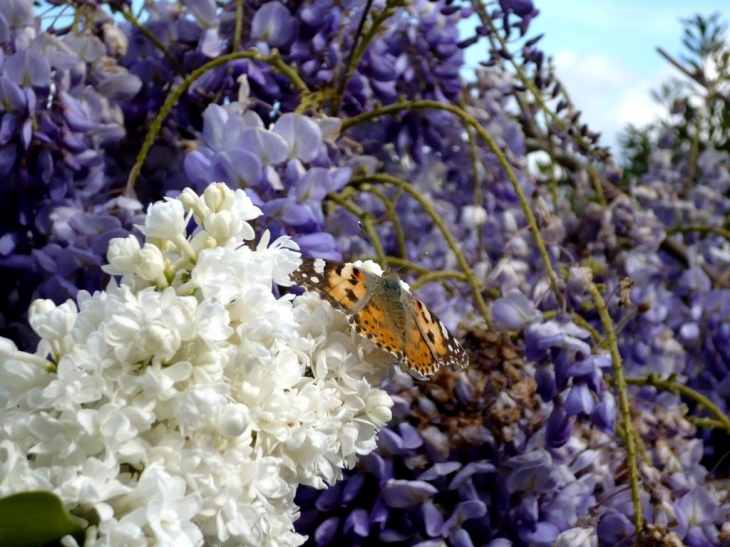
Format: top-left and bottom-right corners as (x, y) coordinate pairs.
(555, 527), (597, 547)
(0, 183), (394, 546)
(245, 456), (293, 502)
(252, 231), (301, 286)
(218, 403), (250, 438)
(229, 186), (262, 225)
(29, 299), (77, 341)
(139, 198), (187, 240)
(136, 244), (166, 281)
(118, 465), (203, 547)
(462, 204), (488, 228)
(104, 235), (141, 275)
(173, 384), (228, 433)
(198, 183), (262, 244)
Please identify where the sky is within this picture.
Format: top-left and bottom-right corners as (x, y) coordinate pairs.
(42, 0), (725, 157)
(464, 0), (729, 155)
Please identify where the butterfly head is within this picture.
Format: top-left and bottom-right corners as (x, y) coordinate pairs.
(382, 271), (402, 296)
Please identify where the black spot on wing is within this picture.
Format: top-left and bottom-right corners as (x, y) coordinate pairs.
(406, 294), (470, 371)
(343, 287), (358, 305)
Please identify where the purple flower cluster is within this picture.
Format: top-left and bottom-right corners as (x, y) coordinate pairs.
(296, 330), (728, 546)
(284, 3), (730, 544)
(0, 0), (487, 338)
(2, 0), (730, 545)
(183, 101), (349, 258)
(0, 0), (142, 348)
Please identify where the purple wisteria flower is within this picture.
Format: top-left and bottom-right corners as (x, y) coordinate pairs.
(296, 326), (729, 546)
(0, 0), (141, 349)
(1, 1), (730, 545)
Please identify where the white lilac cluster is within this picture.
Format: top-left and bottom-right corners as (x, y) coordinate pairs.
(0, 183), (393, 546)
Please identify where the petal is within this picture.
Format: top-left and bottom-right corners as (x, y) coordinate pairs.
(381, 479), (438, 509)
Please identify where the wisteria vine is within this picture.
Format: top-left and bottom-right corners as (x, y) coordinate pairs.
(0, 1), (729, 546)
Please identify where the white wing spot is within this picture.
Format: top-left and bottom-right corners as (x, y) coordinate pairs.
(341, 264), (355, 278)
(313, 259), (326, 274)
(310, 276), (319, 284)
(440, 321), (449, 337)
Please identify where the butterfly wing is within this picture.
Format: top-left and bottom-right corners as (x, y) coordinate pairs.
(402, 309), (441, 378)
(291, 258), (469, 378)
(404, 294), (469, 376)
(292, 258), (408, 361)
(350, 298), (407, 363)
(291, 258), (372, 313)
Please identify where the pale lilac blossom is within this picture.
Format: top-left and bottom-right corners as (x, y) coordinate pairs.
(0, 184), (394, 546)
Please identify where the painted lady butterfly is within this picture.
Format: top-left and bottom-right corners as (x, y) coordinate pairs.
(291, 258), (469, 378)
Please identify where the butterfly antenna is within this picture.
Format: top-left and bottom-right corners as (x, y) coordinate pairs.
(393, 251), (429, 274)
(356, 222), (429, 274)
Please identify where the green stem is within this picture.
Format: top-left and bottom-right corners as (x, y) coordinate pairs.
(688, 120), (701, 184)
(233, 0), (244, 52)
(408, 270), (471, 291)
(352, 173), (492, 327)
(570, 313), (603, 343)
(344, 99), (564, 310)
(471, 0), (607, 162)
(666, 224), (730, 241)
(333, 0), (374, 114)
(125, 51), (309, 195)
(623, 375), (730, 433)
(588, 165), (607, 208)
(587, 282), (643, 534)
(327, 190), (387, 265)
(364, 184), (408, 260)
(119, 5), (184, 76)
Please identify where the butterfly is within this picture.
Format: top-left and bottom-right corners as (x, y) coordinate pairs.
(290, 258), (469, 379)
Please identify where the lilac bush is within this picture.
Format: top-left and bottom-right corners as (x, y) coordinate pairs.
(1, 0), (730, 545)
(0, 184), (394, 545)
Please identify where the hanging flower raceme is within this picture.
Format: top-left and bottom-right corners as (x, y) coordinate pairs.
(0, 183), (394, 546)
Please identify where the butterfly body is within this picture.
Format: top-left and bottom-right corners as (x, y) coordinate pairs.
(291, 258), (469, 378)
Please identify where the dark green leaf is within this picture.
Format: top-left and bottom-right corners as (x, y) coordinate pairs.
(0, 492), (84, 547)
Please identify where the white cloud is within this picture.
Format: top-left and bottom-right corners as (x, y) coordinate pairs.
(461, 0), (725, 155)
(551, 49), (673, 152)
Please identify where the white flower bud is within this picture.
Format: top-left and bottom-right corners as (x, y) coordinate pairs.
(141, 199), (187, 240)
(218, 403), (250, 438)
(316, 116), (342, 142)
(29, 299), (77, 340)
(136, 243), (166, 281)
(237, 74), (251, 107)
(203, 182), (234, 213)
(462, 205), (488, 228)
(204, 211), (244, 245)
(102, 21), (129, 56)
(179, 187), (204, 215)
(104, 235), (141, 274)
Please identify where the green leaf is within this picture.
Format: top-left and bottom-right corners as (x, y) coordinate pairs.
(0, 491), (84, 547)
